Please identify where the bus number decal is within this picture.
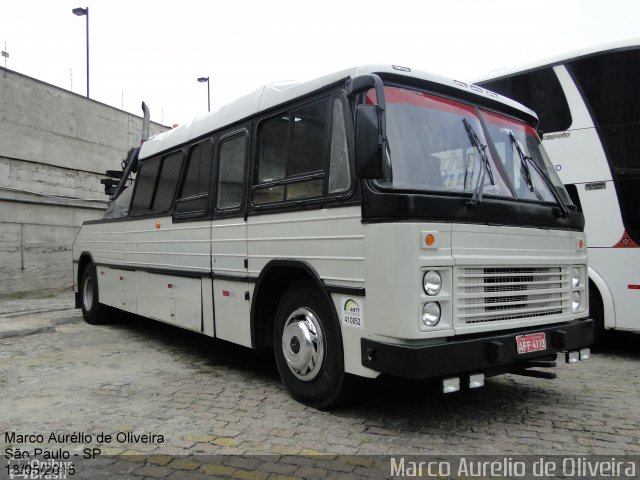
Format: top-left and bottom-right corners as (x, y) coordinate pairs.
(341, 297), (364, 329)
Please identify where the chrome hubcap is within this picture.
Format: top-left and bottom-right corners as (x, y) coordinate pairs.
(82, 275), (94, 311)
(281, 307), (325, 381)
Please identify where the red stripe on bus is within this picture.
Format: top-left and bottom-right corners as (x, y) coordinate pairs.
(367, 87), (477, 116)
(480, 110), (539, 138)
(629, 285), (640, 290)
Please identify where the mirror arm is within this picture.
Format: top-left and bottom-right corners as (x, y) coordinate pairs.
(347, 74), (386, 111)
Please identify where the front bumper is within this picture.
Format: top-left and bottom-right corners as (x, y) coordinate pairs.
(361, 318), (593, 379)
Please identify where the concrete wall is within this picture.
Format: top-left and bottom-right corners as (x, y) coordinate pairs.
(0, 67), (168, 294)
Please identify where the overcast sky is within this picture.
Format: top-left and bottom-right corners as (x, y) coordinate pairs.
(2, 0), (639, 127)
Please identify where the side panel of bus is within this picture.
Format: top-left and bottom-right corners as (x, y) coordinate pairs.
(542, 66), (625, 248)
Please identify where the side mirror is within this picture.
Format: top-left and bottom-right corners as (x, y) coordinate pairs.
(355, 105), (384, 179)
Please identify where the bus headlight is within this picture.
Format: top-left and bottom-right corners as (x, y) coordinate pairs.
(422, 302), (441, 326)
(571, 291), (582, 312)
(571, 267), (581, 288)
(422, 271), (442, 296)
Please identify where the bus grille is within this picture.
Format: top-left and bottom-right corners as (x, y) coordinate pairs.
(456, 266), (570, 324)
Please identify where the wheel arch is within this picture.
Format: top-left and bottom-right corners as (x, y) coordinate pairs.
(588, 266), (616, 329)
(75, 252), (95, 308)
(250, 259), (336, 349)
(77, 253), (94, 287)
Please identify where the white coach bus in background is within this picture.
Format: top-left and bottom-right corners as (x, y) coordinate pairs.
(475, 39), (639, 339)
(73, 65), (593, 408)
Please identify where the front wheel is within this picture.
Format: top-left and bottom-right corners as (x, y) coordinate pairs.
(80, 263), (108, 325)
(274, 281), (354, 409)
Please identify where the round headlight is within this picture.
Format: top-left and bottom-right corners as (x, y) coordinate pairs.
(422, 302), (441, 327)
(423, 271), (442, 296)
(571, 267), (581, 288)
(571, 291), (582, 311)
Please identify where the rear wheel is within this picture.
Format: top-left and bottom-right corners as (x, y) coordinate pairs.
(80, 263), (108, 325)
(274, 281), (354, 409)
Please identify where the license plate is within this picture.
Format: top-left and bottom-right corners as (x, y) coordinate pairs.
(516, 332), (547, 354)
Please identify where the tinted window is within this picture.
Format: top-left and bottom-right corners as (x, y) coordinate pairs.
(218, 134), (246, 210)
(130, 159), (160, 214)
(153, 151), (183, 212)
(328, 98), (351, 193)
(179, 141), (212, 200)
(255, 99), (331, 205)
(288, 102), (329, 176)
(257, 117), (288, 183)
(175, 142), (212, 217)
(481, 68), (572, 133)
(570, 49), (640, 243)
(570, 49), (640, 171)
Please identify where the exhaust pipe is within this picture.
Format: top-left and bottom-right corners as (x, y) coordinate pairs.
(141, 101), (150, 143)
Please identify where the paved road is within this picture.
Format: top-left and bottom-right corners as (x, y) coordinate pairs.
(1, 292), (639, 479)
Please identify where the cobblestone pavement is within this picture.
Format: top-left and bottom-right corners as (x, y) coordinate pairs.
(1, 292), (639, 479)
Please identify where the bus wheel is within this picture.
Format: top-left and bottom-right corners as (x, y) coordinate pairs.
(80, 263), (108, 325)
(274, 281), (353, 409)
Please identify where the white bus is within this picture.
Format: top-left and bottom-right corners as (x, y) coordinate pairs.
(475, 39), (640, 339)
(73, 65), (593, 408)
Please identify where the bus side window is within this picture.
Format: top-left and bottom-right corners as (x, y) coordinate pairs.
(328, 98), (350, 194)
(483, 68), (572, 134)
(254, 99), (330, 205)
(152, 151), (184, 212)
(217, 133), (247, 210)
(175, 141), (213, 217)
(129, 158), (161, 214)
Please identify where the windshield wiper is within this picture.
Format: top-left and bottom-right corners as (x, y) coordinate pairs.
(507, 131), (543, 201)
(508, 131), (570, 218)
(463, 118), (495, 205)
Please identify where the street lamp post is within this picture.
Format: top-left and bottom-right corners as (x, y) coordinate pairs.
(197, 76), (210, 112)
(72, 7), (89, 98)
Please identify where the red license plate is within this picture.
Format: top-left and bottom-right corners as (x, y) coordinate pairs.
(516, 332), (547, 354)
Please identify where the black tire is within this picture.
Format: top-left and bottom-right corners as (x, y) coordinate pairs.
(80, 263), (108, 325)
(589, 282), (605, 343)
(273, 280), (355, 409)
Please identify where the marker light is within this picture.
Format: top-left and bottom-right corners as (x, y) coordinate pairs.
(422, 271), (442, 296)
(442, 377), (460, 393)
(571, 267), (581, 287)
(468, 373), (485, 389)
(422, 302), (441, 326)
(571, 291), (582, 311)
(425, 234), (435, 246)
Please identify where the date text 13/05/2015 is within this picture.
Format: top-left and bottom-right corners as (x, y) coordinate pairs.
(6, 459), (76, 479)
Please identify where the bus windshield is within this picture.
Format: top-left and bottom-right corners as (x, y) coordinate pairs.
(480, 109), (573, 205)
(375, 86), (572, 205)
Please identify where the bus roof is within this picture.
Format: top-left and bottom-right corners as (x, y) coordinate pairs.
(473, 37), (640, 83)
(140, 64), (538, 159)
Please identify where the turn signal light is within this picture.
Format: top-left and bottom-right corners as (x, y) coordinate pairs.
(425, 234), (435, 246)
